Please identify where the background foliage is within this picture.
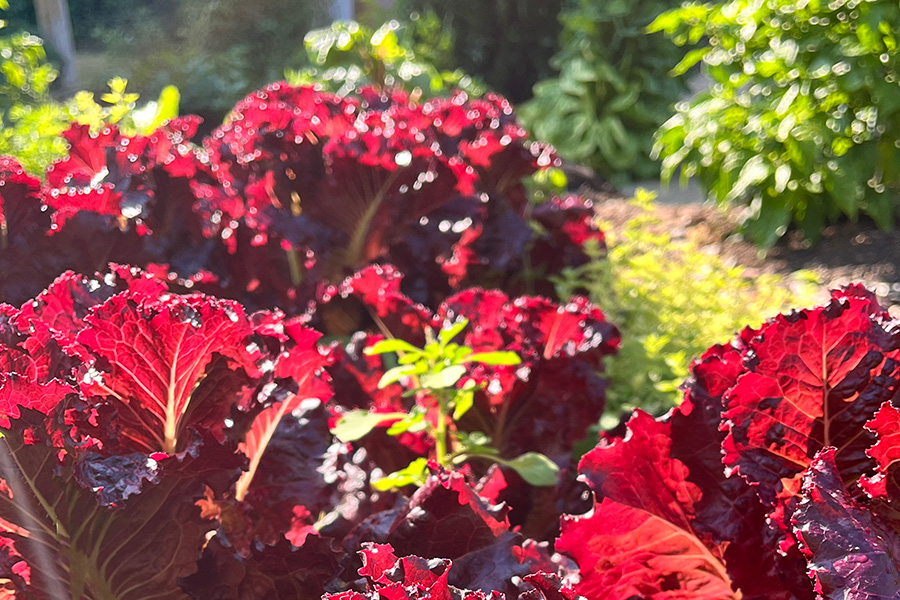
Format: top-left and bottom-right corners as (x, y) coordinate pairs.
(652, 0), (900, 247)
(0, 11), (178, 175)
(521, 0), (688, 181)
(286, 19), (484, 99)
(6, 0), (331, 117)
(400, 0), (562, 103)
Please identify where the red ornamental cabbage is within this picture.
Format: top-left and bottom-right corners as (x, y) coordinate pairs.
(717, 286), (900, 543)
(671, 344), (813, 599)
(196, 82), (563, 308)
(0, 267), (343, 599)
(43, 120), (201, 232)
(0, 83), (600, 318)
(554, 286), (900, 599)
(76, 289), (252, 454)
(558, 411), (737, 599)
(324, 543), (502, 600)
(791, 448), (900, 599)
(863, 402), (900, 498)
(0, 120), (228, 309)
(234, 313), (334, 501)
(339, 470), (578, 599)
(0, 157), (45, 245)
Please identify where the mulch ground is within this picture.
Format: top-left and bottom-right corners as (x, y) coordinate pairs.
(591, 195), (900, 312)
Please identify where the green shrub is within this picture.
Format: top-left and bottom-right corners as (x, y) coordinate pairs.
(286, 20), (483, 99)
(400, 0), (563, 103)
(97, 0), (330, 117)
(520, 0), (687, 181)
(0, 12), (66, 173)
(555, 190), (819, 421)
(652, 0), (900, 248)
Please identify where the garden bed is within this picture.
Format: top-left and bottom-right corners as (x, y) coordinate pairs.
(594, 195), (900, 310)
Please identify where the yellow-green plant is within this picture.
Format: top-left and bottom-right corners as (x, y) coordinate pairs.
(1, 75), (180, 175)
(555, 189), (820, 423)
(331, 318), (559, 490)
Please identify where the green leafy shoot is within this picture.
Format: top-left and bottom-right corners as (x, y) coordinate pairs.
(331, 410), (408, 442)
(332, 318), (559, 490)
(372, 458), (429, 491)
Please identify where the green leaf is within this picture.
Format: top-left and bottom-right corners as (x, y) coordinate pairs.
(385, 411), (427, 435)
(774, 164), (791, 194)
(725, 155), (771, 203)
(452, 388), (474, 420)
(372, 458), (429, 491)
(453, 432), (498, 460)
(419, 365), (467, 389)
(378, 364), (419, 388)
(497, 452), (560, 487)
(467, 351), (522, 366)
(154, 86), (180, 123)
(439, 318), (469, 346)
(366, 338), (422, 356)
(671, 48), (708, 76)
(331, 410), (407, 442)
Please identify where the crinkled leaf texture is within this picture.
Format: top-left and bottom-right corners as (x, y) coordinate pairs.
(324, 541), (579, 600)
(324, 542), (500, 600)
(792, 448), (900, 599)
(0, 268), (330, 598)
(673, 343), (814, 600)
(77, 286), (253, 454)
(558, 410), (737, 599)
(712, 287), (900, 546)
(0, 406), (239, 599)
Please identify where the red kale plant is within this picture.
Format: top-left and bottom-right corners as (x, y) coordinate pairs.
(554, 285), (900, 599)
(0, 120), (224, 308)
(0, 266), (594, 599)
(0, 83), (603, 318)
(320, 264), (620, 539)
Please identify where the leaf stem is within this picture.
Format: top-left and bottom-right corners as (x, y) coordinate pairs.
(285, 247), (303, 288)
(434, 389), (450, 469)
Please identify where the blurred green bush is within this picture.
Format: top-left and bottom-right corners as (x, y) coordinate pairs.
(286, 19), (484, 99)
(400, 0), (562, 103)
(0, 9), (179, 174)
(652, 0), (900, 247)
(92, 0), (330, 117)
(520, 0), (687, 181)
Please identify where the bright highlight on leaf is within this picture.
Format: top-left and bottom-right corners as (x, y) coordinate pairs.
(332, 410), (407, 442)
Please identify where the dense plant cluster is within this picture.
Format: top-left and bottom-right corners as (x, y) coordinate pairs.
(0, 76), (622, 598)
(0, 263), (617, 598)
(0, 82), (605, 319)
(0, 242), (896, 597)
(1, 45), (892, 597)
(652, 0), (900, 246)
(522, 0), (687, 180)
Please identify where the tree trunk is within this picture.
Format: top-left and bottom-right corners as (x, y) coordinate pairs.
(33, 0), (78, 92)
